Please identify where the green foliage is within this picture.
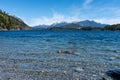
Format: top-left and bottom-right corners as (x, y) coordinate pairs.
(104, 24), (120, 30)
(81, 27), (103, 30)
(48, 23), (120, 31)
(0, 9), (29, 30)
(48, 23), (81, 30)
(47, 23), (104, 30)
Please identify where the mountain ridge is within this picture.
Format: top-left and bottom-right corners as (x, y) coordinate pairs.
(33, 20), (106, 29)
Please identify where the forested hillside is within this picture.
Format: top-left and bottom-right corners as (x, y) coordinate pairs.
(0, 10), (30, 30)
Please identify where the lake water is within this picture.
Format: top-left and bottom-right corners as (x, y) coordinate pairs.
(0, 30), (120, 80)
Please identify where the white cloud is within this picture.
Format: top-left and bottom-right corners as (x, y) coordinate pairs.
(29, 4), (120, 26)
(83, 0), (93, 8)
(30, 13), (120, 26)
(95, 18), (120, 25)
(30, 12), (80, 26)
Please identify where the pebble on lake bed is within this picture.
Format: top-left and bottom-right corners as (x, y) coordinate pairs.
(57, 50), (64, 53)
(57, 50), (74, 54)
(74, 68), (84, 72)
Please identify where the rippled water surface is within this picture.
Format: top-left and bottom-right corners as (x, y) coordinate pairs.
(0, 30), (120, 80)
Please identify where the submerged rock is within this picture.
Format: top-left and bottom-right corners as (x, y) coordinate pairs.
(102, 77), (109, 80)
(64, 50), (74, 54)
(106, 69), (120, 80)
(74, 68), (84, 72)
(68, 41), (76, 44)
(114, 50), (120, 53)
(57, 50), (74, 54)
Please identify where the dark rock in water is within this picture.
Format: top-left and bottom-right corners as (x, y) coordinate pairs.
(114, 50), (120, 53)
(68, 41), (76, 44)
(102, 77), (108, 80)
(57, 50), (74, 54)
(64, 50), (74, 54)
(106, 70), (120, 80)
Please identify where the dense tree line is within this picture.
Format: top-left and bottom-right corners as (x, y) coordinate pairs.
(104, 24), (120, 30)
(47, 24), (120, 31)
(0, 9), (30, 30)
(48, 23), (81, 30)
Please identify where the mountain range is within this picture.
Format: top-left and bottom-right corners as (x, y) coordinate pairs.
(33, 20), (106, 29)
(1, 9), (120, 31)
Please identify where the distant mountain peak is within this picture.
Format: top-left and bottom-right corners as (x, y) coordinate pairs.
(33, 20), (107, 29)
(34, 24), (49, 29)
(76, 20), (106, 27)
(51, 22), (68, 27)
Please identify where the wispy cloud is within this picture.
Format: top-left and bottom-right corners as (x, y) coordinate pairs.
(94, 18), (120, 25)
(83, 0), (93, 8)
(30, 12), (80, 26)
(29, 0), (120, 26)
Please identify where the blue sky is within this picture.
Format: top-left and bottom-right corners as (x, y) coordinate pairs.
(0, 0), (120, 26)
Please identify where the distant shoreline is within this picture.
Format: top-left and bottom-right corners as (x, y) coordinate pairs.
(0, 29), (120, 32)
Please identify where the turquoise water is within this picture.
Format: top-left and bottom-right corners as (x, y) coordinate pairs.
(0, 30), (120, 80)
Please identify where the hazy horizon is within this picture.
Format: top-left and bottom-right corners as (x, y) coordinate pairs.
(1, 0), (120, 26)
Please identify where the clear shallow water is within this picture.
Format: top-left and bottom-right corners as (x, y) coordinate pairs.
(0, 30), (120, 80)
